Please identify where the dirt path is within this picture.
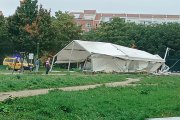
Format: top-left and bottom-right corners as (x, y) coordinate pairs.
(0, 78), (140, 101)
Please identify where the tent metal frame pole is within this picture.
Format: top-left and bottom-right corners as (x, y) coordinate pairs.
(91, 57), (93, 72)
(50, 55), (56, 72)
(82, 54), (92, 71)
(163, 47), (169, 60)
(160, 47), (169, 71)
(83, 58), (87, 71)
(113, 58), (124, 72)
(68, 42), (75, 71)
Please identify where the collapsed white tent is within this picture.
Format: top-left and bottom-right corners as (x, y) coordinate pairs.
(52, 40), (165, 73)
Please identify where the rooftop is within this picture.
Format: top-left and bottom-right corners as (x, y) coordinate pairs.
(71, 10), (180, 20)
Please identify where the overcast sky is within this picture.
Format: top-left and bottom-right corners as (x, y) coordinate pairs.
(0, 0), (180, 16)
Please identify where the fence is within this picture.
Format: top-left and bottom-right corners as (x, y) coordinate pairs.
(166, 57), (180, 72)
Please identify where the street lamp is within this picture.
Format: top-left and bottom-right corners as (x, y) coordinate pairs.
(37, 42), (39, 59)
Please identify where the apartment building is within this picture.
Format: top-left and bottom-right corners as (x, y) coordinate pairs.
(70, 10), (180, 32)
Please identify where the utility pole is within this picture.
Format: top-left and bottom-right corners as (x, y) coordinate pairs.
(37, 42), (39, 59)
(163, 47), (169, 60)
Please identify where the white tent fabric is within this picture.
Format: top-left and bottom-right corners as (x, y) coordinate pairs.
(54, 40), (165, 73)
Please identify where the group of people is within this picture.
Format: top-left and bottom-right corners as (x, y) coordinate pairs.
(35, 57), (51, 74)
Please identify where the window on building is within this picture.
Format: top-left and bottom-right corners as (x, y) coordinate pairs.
(86, 23), (92, 28)
(120, 18), (126, 22)
(109, 18), (114, 22)
(126, 19), (131, 22)
(140, 20), (152, 25)
(77, 23), (81, 26)
(84, 14), (96, 20)
(73, 14), (80, 19)
(102, 17), (111, 22)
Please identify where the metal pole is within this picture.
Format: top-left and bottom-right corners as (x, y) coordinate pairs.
(160, 47), (170, 72)
(68, 42), (75, 71)
(37, 42), (39, 59)
(164, 47), (169, 60)
(83, 58), (87, 71)
(50, 56), (55, 72)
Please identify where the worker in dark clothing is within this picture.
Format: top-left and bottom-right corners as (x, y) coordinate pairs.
(45, 57), (51, 74)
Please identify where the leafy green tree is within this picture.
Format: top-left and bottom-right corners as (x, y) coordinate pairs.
(7, 0), (38, 53)
(36, 5), (55, 55)
(0, 15), (12, 63)
(52, 11), (82, 50)
(128, 23), (180, 56)
(7, 1), (82, 58)
(7, 0), (56, 57)
(83, 18), (135, 47)
(83, 18), (180, 57)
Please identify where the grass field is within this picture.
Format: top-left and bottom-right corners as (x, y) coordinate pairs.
(0, 72), (179, 120)
(0, 72), (141, 92)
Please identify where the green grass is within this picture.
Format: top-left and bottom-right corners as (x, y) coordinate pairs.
(0, 75), (179, 120)
(0, 73), (141, 92)
(0, 65), (6, 71)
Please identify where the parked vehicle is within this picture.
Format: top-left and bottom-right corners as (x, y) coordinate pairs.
(3, 57), (34, 71)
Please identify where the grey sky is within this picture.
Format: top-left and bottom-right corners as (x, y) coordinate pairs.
(0, 0), (180, 16)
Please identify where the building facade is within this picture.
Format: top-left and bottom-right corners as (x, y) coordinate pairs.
(70, 10), (180, 32)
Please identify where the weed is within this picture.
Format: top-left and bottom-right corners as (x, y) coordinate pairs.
(3, 96), (15, 105)
(16, 75), (21, 79)
(0, 106), (9, 113)
(15, 106), (26, 111)
(59, 105), (73, 113)
(140, 89), (150, 95)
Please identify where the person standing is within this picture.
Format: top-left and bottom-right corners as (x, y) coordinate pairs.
(45, 57), (51, 74)
(35, 58), (39, 72)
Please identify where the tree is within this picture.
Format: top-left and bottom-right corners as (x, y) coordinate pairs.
(0, 15), (12, 63)
(83, 18), (135, 47)
(7, 0), (38, 53)
(36, 5), (55, 56)
(83, 18), (180, 57)
(128, 23), (180, 56)
(7, 1), (82, 58)
(7, 0), (56, 57)
(52, 11), (82, 51)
